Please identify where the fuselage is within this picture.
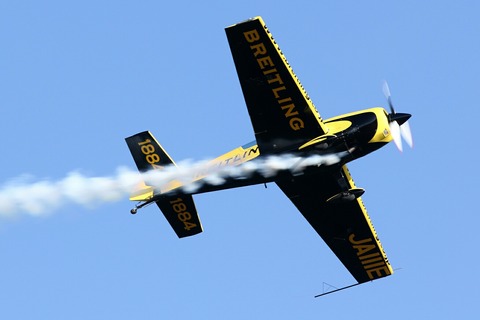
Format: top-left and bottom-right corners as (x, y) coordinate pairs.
(321, 107), (393, 160)
(158, 107), (394, 197)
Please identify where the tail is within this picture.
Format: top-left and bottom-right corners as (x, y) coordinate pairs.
(125, 131), (203, 238)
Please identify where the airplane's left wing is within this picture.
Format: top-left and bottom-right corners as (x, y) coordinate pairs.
(226, 17), (329, 154)
(276, 165), (393, 283)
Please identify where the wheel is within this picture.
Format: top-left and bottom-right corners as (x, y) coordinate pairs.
(130, 208), (137, 214)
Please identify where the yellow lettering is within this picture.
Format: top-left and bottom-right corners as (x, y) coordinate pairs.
(361, 257), (384, 266)
(277, 97), (292, 104)
(366, 266), (391, 280)
(263, 68), (277, 75)
(359, 252), (381, 261)
(289, 118), (304, 131)
(248, 146), (259, 156)
(169, 198), (197, 231)
(267, 73), (284, 85)
(361, 256), (383, 265)
(244, 27), (305, 132)
(272, 86), (286, 98)
(353, 244), (376, 256)
(349, 233), (372, 245)
(363, 261), (387, 270)
(243, 29), (260, 43)
(348, 234), (391, 279)
(281, 103), (299, 117)
(250, 43), (267, 57)
(257, 56), (274, 69)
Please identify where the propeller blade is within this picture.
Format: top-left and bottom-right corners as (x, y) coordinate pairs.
(382, 81), (395, 113)
(383, 81), (412, 151)
(382, 80), (391, 98)
(400, 121), (413, 148)
(389, 121), (403, 152)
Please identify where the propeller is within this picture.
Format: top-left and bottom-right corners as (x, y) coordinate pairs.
(382, 81), (413, 151)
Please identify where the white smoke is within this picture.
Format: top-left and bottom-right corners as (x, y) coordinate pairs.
(0, 153), (344, 217)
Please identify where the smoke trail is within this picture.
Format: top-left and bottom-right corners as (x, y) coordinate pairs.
(0, 168), (141, 217)
(0, 153), (344, 217)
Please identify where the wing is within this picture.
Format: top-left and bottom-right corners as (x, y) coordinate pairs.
(225, 17), (329, 154)
(276, 165), (393, 283)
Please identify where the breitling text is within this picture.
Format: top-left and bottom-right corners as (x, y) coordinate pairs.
(243, 29), (305, 131)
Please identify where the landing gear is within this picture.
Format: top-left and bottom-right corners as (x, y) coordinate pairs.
(129, 199), (155, 215)
(326, 188), (365, 204)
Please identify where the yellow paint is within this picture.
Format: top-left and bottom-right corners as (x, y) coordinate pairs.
(137, 137), (164, 170)
(147, 143), (261, 195)
(129, 182), (154, 201)
(160, 180), (183, 193)
(343, 166), (394, 280)
(366, 265), (393, 280)
(169, 197), (198, 231)
(210, 144), (260, 167)
(368, 108), (393, 144)
(325, 107), (393, 144)
(324, 120), (352, 134)
(298, 134), (337, 150)
(348, 233), (392, 280)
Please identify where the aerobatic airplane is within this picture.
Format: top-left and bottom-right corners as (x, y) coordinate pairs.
(125, 17), (412, 293)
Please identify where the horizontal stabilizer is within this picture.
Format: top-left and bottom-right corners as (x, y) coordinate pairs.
(125, 131), (203, 238)
(156, 194), (203, 238)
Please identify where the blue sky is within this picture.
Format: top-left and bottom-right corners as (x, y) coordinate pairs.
(1, 1), (478, 319)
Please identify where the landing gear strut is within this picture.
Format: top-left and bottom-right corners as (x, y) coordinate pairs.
(130, 199), (154, 215)
(326, 188), (365, 204)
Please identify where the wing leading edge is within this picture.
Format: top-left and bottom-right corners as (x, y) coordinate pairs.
(226, 17), (328, 154)
(276, 165), (393, 283)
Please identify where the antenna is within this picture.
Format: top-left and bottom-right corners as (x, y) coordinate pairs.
(314, 282), (361, 298)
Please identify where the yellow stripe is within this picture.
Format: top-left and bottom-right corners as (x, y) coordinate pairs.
(342, 165), (394, 276)
(251, 17), (329, 134)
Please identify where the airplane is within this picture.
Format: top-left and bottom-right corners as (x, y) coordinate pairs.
(125, 16), (412, 292)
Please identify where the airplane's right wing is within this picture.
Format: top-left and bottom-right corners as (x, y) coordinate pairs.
(276, 165), (393, 283)
(226, 17), (329, 154)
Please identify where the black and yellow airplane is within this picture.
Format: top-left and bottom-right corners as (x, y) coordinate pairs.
(125, 17), (412, 290)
